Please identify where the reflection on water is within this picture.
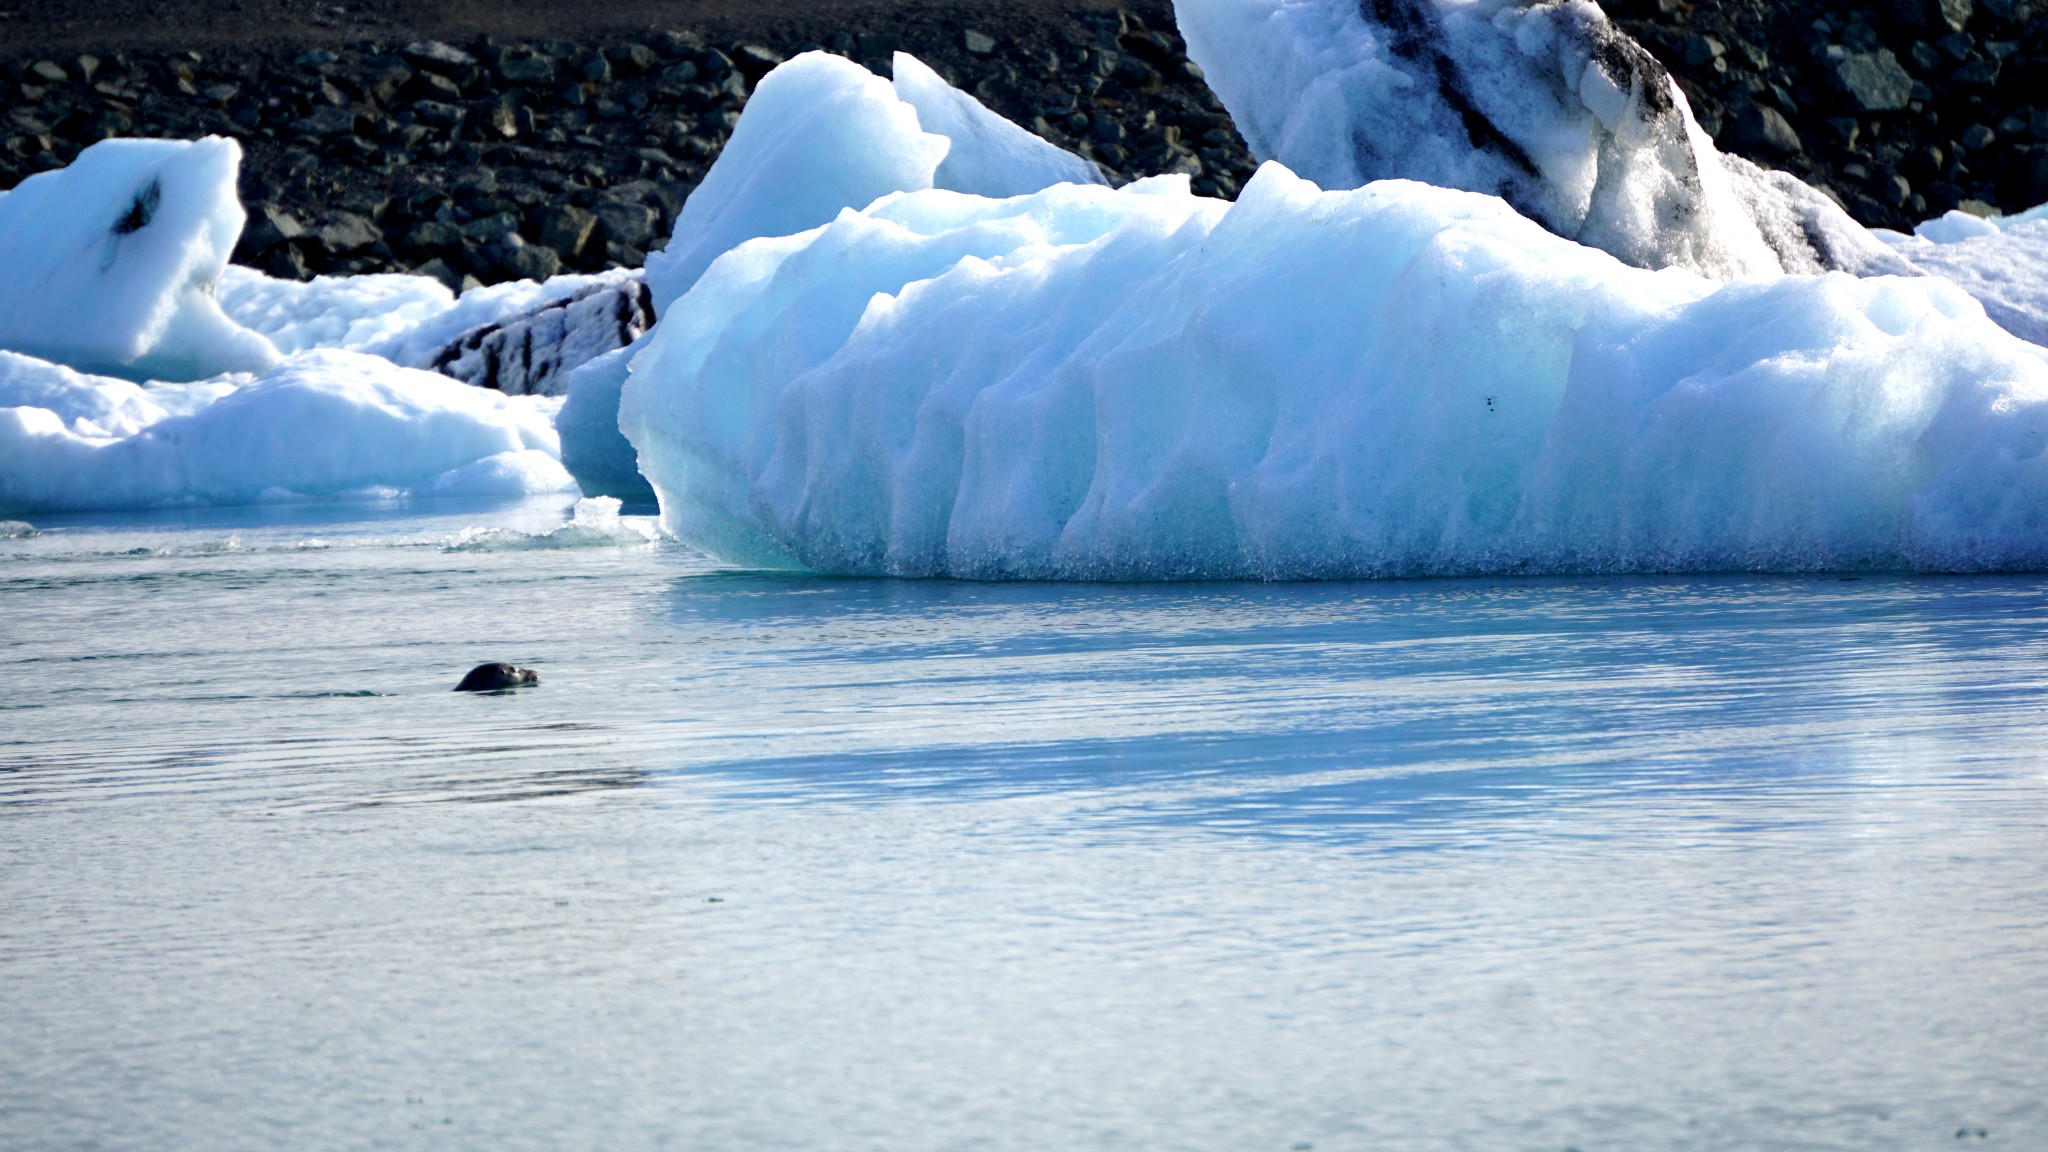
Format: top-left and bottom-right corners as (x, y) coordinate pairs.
(2, 500), (2046, 1152)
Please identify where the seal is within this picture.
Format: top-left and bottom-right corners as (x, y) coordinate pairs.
(455, 662), (540, 692)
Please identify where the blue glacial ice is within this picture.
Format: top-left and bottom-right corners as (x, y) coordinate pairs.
(620, 165), (2048, 578)
(644, 51), (1102, 314)
(568, 50), (1104, 499)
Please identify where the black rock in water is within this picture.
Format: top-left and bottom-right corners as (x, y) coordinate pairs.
(455, 662), (541, 691)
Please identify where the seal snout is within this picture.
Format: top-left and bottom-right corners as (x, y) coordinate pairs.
(455, 662), (540, 692)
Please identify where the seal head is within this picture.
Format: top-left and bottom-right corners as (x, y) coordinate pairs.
(455, 662), (541, 692)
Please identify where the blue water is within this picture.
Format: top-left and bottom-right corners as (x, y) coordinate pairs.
(3, 497), (2045, 1151)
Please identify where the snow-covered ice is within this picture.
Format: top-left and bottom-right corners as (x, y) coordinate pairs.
(0, 348), (572, 513)
(572, 49), (1099, 498)
(217, 263), (647, 376)
(0, 137), (281, 381)
(644, 51), (1098, 311)
(215, 266), (460, 356)
(444, 495), (660, 551)
(890, 53), (1106, 198)
(621, 165), (2048, 579)
(644, 52), (952, 312)
(1170, 0), (1904, 280)
(1882, 214), (2048, 347)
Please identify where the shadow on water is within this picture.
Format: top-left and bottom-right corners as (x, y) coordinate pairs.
(630, 568), (2048, 844)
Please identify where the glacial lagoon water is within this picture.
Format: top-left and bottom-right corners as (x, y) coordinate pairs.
(3, 495), (2045, 1151)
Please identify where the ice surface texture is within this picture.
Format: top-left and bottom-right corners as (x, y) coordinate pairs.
(644, 51), (1101, 312)
(621, 167), (2048, 579)
(572, 51), (1100, 499)
(0, 349), (571, 513)
(0, 137), (280, 381)
(1885, 218), (2048, 348)
(1171, 0), (1904, 280)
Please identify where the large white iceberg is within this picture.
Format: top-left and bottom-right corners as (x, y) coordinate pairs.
(0, 348), (572, 513)
(1170, 0), (1904, 280)
(620, 166), (2048, 579)
(0, 137), (281, 381)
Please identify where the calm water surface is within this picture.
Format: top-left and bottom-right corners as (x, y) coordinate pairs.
(2, 497), (2045, 1151)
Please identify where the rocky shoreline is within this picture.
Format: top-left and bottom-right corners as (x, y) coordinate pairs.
(1613, 0), (2047, 231)
(1, 0), (2043, 286)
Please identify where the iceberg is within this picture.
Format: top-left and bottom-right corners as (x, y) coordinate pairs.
(620, 166), (2048, 579)
(890, 53), (1107, 199)
(570, 49), (1101, 499)
(444, 496), (660, 551)
(0, 137), (281, 381)
(644, 51), (1101, 311)
(644, 52), (952, 313)
(1169, 0), (1905, 280)
(0, 348), (572, 513)
(555, 344), (653, 500)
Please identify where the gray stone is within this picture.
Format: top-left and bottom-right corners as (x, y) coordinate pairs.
(308, 212), (381, 255)
(363, 66), (412, 107)
(499, 240), (562, 281)
(1831, 50), (1914, 113)
(403, 220), (465, 251)
(290, 106), (357, 137)
(475, 100), (518, 139)
(461, 212), (521, 243)
(1893, 0), (1973, 34)
(1960, 123), (1997, 150)
(403, 40), (478, 72)
(964, 30), (998, 56)
(575, 52), (611, 84)
(1952, 57), (2001, 86)
(411, 257), (465, 292)
(535, 204), (598, 258)
(496, 54), (557, 86)
(413, 69), (463, 101)
(27, 60), (68, 85)
(593, 200), (658, 249)
(262, 244), (310, 280)
(1733, 104), (1803, 155)
(732, 44), (784, 79)
(242, 207), (304, 253)
(607, 44), (660, 75)
(413, 100), (464, 127)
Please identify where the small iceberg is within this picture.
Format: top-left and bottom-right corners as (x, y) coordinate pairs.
(444, 496), (661, 552)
